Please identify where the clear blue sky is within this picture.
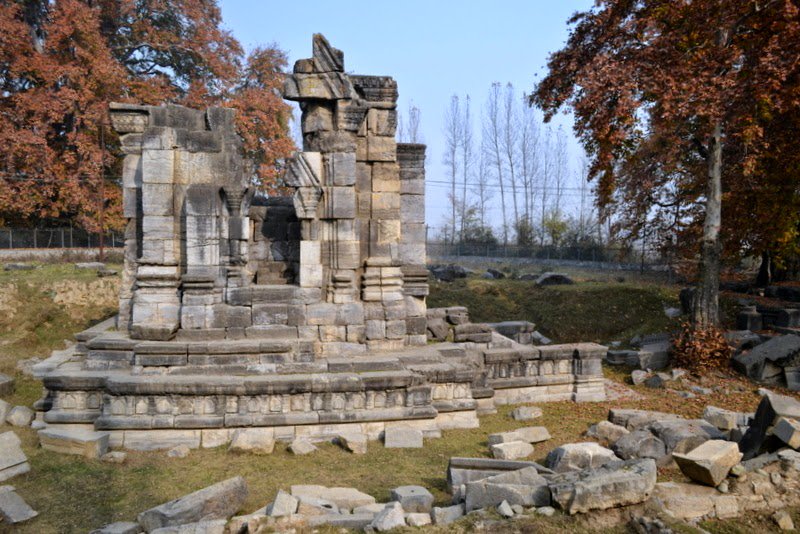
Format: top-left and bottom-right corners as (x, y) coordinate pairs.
(219, 1), (593, 230)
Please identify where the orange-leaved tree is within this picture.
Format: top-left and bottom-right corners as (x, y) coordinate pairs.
(532, 0), (800, 328)
(0, 0), (294, 232)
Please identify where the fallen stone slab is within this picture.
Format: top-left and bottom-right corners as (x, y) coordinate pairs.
(487, 431), (523, 446)
(0, 431), (30, 483)
(491, 441), (534, 460)
(497, 500), (514, 518)
(89, 521), (142, 534)
(137, 476), (248, 532)
(631, 370), (649, 386)
(732, 334), (800, 380)
(774, 510), (795, 531)
(432, 504), (464, 525)
(296, 495), (339, 516)
(772, 416), (800, 449)
(511, 406), (542, 421)
(739, 389), (800, 459)
(0, 487), (38, 524)
(337, 432), (367, 454)
(611, 430), (666, 462)
(3, 263), (36, 271)
(307, 513), (375, 529)
(5, 406), (34, 427)
(75, 262), (106, 270)
(703, 405), (750, 431)
(0, 373), (14, 396)
(516, 426), (551, 444)
(647, 419), (724, 454)
(383, 426), (423, 448)
(649, 482), (718, 521)
(605, 350), (637, 366)
(406, 512), (432, 527)
(548, 458), (657, 514)
(446, 457), (551, 499)
(390, 485), (433, 513)
(150, 519), (227, 533)
(608, 409), (683, 430)
(634, 342), (671, 370)
(464, 466), (550, 511)
(290, 485), (376, 511)
(288, 438), (317, 455)
(545, 442), (619, 473)
(38, 427), (110, 459)
(228, 428), (274, 455)
(370, 501), (405, 531)
(266, 489), (298, 517)
(101, 451), (127, 464)
(585, 421), (629, 447)
(166, 445), (189, 458)
(673, 440), (743, 486)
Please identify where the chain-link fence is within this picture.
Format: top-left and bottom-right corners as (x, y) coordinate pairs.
(427, 241), (671, 273)
(0, 227), (124, 249)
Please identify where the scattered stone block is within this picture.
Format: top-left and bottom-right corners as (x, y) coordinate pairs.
(266, 490), (298, 517)
(137, 476), (248, 531)
(5, 406), (33, 427)
(307, 513), (375, 529)
(384, 427), (423, 448)
(740, 389), (800, 459)
(353, 502), (387, 515)
(732, 334), (800, 381)
(89, 521), (142, 534)
(0, 487), (38, 524)
(648, 419), (724, 454)
(432, 503), (464, 525)
(772, 417), (800, 449)
(337, 432), (367, 454)
(545, 442), (619, 473)
(150, 519), (227, 533)
(487, 431), (522, 446)
(296, 495), (339, 516)
(497, 500), (514, 518)
(288, 438), (317, 455)
(229, 428), (274, 455)
(585, 421), (629, 447)
(673, 440), (743, 486)
(290, 485), (376, 511)
(0, 374), (14, 396)
(390, 485), (433, 513)
(644, 374), (665, 389)
(406, 512), (432, 526)
(608, 409), (683, 430)
(370, 501), (405, 531)
(38, 427), (110, 459)
(0, 431), (30, 483)
(511, 406), (542, 421)
(548, 458), (657, 515)
(703, 406), (747, 431)
(491, 441), (534, 460)
(650, 482), (717, 521)
(101, 451), (127, 464)
(464, 466), (550, 511)
(536, 506), (555, 516)
(611, 430), (666, 461)
(631, 370), (649, 386)
(774, 510), (795, 531)
(516, 426), (551, 444)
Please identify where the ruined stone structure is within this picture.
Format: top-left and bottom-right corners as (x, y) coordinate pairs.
(35, 35), (605, 450)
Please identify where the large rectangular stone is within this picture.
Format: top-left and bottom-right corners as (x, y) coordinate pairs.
(372, 192), (400, 219)
(137, 476), (248, 531)
(323, 187), (356, 219)
(38, 428), (110, 459)
(400, 194), (424, 223)
(0, 432), (29, 483)
(326, 152), (356, 186)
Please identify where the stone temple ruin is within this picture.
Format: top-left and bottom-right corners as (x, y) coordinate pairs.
(35, 35), (605, 450)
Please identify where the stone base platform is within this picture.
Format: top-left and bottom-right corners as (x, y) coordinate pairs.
(35, 319), (606, 450)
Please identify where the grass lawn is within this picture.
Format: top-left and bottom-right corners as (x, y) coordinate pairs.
(0, 267), (797, 533)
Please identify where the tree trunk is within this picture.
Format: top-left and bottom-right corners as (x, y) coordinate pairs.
(692, 122), (723, 328)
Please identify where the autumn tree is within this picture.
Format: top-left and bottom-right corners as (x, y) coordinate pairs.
(0, 0), (294, 232)
(533, 0), (800, 328)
